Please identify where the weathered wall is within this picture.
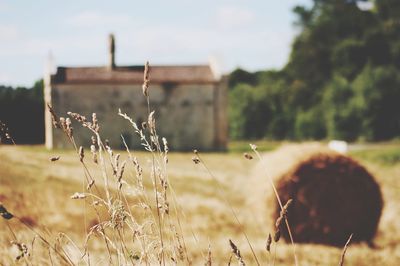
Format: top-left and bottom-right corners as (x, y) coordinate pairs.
(214, 75), (228, 150)
(49, 83), (223, 151)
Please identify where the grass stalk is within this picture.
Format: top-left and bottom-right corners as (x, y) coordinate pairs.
(252, 147), (299, 266)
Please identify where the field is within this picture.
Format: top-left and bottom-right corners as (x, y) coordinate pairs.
(0, 141), (400, 265)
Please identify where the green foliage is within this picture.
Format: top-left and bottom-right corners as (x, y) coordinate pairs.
(228, 73), (295, 140)
(376, 0), (400, 20)
(352, 65), (400, 140)
(331, 39), (367, 79)
(294, 106), (326, 140)
(0, 80), (44, 144)
(228, 68), (258, 89)
(228, 0), (400, 141)
(323, 76), (361, 141)
(350, 143), (400, 165)
(229, 84), (271, 139)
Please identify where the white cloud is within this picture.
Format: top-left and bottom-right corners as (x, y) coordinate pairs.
(66, 11), (134, 28)
(113, 23), (290, 73)
(216, 6), (256, 29)
(0, 24), (19, 41)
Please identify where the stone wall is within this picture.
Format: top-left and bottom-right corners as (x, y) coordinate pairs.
(47, 82), (227, 151)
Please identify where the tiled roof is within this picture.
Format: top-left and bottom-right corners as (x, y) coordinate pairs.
(51, 65), (218, 85)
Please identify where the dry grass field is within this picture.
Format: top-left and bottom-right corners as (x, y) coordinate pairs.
(0, 141), (399, 265)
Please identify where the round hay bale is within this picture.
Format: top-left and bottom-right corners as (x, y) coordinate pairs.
(274, 153), (383, 246)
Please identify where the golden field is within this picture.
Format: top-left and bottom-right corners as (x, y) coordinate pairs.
(0, 142), (399, 265)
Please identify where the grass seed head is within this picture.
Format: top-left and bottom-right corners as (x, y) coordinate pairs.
(266, 233), (272, 252)
(0, 204), (14, 220)
(148, 111), (156, 134)
(229, 239), (245, 266)
(205, 244), (212, 266)
(11, 241), (29, 261)
(79, 146), (84, 162)
(249, 143), (257, 151)
(68, 111), (87, 123)
(274, 229), (281, 242)
(49, 156), (60, 162)
(192, 157), (200, 164)
(87, 179), (95, 190)
(90, 144), (98, 164)
(243, 153), (253, 160)
(142, 61), (150, 97)
(47, 103), (60, 129)
(70, 192), (86, 200)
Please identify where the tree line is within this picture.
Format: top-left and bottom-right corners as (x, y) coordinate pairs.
(229, 0), (400, 141)
(0, 80), (44, 144)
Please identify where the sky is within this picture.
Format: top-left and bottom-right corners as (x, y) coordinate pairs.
(0, 0), (311, 87)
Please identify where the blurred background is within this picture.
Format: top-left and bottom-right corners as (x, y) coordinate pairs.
(0, 0), (399, 145)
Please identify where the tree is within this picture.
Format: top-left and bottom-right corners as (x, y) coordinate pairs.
(228, 68), (258, 89)
(323, 76), (362, 140)
(228, 0), (400, 141)
(229, 82), (277, 139)
(0, 80), (44, 144)
(352, 65), (400, 140)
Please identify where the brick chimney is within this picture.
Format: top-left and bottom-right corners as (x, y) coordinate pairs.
(108, 33), (116, 70)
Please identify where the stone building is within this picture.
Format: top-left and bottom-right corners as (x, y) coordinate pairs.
(44, 35), (228, 151)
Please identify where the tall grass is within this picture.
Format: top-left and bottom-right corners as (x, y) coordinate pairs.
(0, 63), (355, 265)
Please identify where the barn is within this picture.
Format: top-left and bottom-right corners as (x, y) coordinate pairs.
(44, 34), (228, 150)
